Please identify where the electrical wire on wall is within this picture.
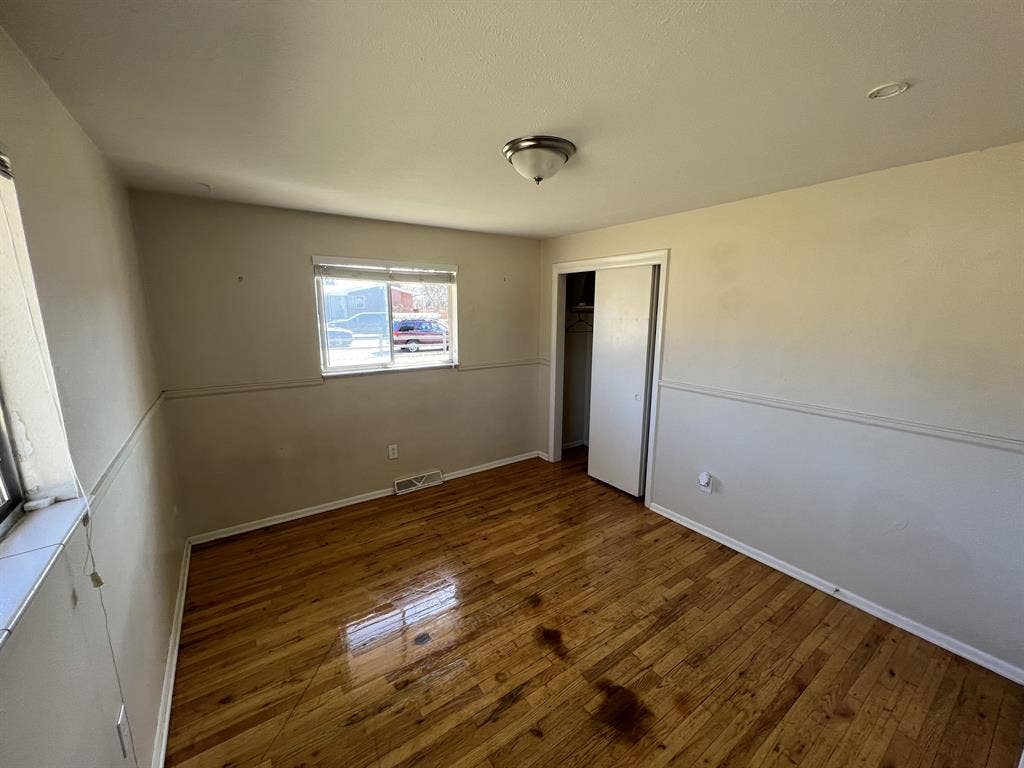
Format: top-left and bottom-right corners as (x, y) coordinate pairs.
(2, 166), (141, 767)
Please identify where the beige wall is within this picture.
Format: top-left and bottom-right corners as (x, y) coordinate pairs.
(0, 28), (185, 767)
(2, 22), (1022, 768)
(540, 143), (1024, 673)
(0, 413), (182, 768)
(130, 192), (544, 534)
(0, 527), (129, 767)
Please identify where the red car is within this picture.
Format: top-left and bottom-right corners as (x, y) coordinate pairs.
(392, 319), (449, 352)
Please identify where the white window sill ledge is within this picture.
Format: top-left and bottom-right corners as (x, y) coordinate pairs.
(322, 361), (458, 378)
(0, 497), (88, 653)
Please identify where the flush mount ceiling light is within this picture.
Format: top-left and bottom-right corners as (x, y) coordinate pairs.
(502, 135), (576, 185)
(867, 81), (911, 100)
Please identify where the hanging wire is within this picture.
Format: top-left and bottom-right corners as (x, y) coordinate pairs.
(2, 179), (141, 768)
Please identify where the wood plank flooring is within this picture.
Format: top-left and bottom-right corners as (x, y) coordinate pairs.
(166, 450), (1023, 767)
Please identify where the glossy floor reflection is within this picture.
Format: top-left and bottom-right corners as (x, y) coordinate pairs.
(166, 450), (1023, 767)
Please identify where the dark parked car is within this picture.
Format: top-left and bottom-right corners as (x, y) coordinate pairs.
(326, 323), (354, 349)
(392, 319), (449, 352)
(333, 312), (388, 336)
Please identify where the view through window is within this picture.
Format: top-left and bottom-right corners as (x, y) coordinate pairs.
(315, 261), (456, 374)
(0, 401), (21, 535)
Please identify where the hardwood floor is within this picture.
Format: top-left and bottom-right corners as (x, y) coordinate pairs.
(166, 451), (1023, 767)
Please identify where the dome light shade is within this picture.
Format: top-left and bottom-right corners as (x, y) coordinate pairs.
(510, 147), (567, 184)
(502, 136), (576, 185)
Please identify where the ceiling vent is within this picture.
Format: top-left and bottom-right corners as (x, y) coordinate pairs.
(394, 469), (444, 495)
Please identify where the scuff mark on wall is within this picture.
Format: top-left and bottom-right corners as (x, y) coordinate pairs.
(881, 519), (909, 536)
(9, 408), (41, 496)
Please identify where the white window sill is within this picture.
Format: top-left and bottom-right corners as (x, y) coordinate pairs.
(0, 497), (88, 653)
(322, 361), (458, 378)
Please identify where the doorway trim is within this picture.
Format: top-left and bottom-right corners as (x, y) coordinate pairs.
(547, 249), (669, 506)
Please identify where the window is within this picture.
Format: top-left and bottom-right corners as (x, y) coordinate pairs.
(0, 392), (24, 537)
(314, 259), (457, 374)
(0, 152), (25, 538)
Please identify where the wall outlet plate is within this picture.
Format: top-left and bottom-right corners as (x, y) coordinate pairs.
(387, 444), (399, 460)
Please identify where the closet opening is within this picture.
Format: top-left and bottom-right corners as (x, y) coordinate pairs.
(547, 251), (668, 502)
(562, 271), (595, 454)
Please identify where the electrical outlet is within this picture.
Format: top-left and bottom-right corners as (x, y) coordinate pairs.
(115, 703), (130, 759)
(387, 444), (399, 460)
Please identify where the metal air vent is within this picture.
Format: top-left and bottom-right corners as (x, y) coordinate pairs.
(394, 469), (444, 495)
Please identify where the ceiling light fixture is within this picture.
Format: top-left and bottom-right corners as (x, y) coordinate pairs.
(867, 81), (910, 100)
(502, 135), (576, 185)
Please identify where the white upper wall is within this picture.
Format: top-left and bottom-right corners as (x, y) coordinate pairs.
(542, 143), (1024, 440)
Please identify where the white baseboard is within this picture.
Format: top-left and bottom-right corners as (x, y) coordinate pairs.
(189, 451), (550, 547)
(648, 502), (1024, 685)
(444, 450), (547, 481)
(561, 440), (586, 450)
(151, 541), (191, 768)
(151, 449), (551, 766)
(188, 487), (395, 546)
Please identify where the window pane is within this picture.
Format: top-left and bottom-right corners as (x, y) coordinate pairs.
(391, 281), (452, 366)
(321, 277), (392, 369)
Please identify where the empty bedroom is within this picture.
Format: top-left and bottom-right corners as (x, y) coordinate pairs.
(0, 1), (1021, 767)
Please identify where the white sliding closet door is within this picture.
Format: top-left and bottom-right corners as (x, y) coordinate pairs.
(587, 265), (657, 496)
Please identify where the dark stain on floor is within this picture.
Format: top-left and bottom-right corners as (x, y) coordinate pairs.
(526, 592), (543, 608)
(535, 626), (568, 659)
(413, 632), (431, 645)
(593, 679), (653, 743)
(834, 702), (855, 719)
(484, 682), (528, 723)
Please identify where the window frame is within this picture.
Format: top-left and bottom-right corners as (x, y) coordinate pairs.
(0, 389), (25, 538)
(312, 256), (459, 376)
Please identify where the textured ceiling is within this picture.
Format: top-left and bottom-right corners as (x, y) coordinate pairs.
(1, 0), (1021, 238)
